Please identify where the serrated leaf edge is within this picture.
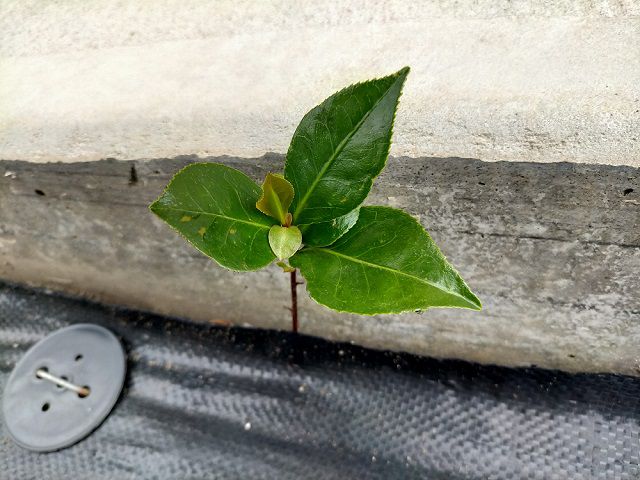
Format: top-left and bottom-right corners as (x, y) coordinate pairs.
(287, 66), (410, 224)
(291, 205), (482, 315)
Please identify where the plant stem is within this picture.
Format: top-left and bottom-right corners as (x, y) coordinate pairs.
(290, 269), (298, 333)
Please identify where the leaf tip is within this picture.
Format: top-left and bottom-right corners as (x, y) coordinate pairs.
(396, 66), (411, 77)
(464, 291), (482, 311)
(148, 199), (160, 215)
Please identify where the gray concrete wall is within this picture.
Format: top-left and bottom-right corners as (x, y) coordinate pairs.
(1, 156), (638, 375)
(1, 1), (639, 374)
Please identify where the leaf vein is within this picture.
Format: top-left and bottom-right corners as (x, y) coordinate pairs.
(292, 77), (401, 221)
(155, 206), (270, 229)
(308, 248), (473, 306)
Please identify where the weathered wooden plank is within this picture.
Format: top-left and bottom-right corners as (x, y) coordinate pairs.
(0, 155), (638, 375)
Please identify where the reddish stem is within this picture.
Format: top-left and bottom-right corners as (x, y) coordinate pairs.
(290, 269), (299, 333)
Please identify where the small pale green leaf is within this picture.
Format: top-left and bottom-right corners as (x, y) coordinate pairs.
(290, 206), (481, 314)
(299, 208), (360, 247)
(150, 163), (277, 271)
(269, 225), (302, 260)
(285, 67), (409, 225)
(256, 173), (294, 225)
(276, 261), (296, 273)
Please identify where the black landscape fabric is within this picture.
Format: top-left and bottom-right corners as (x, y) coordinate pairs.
(0, 282), (638, 479)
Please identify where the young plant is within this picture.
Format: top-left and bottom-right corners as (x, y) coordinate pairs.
(150, 67), (481, 332)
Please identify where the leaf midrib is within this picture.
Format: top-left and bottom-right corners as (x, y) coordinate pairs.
(306, 247), (477, 308)
(292, 77), (400, 221)
(154, 206), (272, 229)
(267, 187), (286, 224)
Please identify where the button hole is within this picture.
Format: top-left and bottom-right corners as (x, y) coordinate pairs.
(41, 402), (50, 412)
(78, 386), (91, 398)
(35, 366), (48, 379)
(74, 354), (83, 362)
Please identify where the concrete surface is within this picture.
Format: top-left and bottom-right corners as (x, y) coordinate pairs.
(1, 1), (639, 375)
(1, 0), (639, 165)
(1, 155), (638, 376)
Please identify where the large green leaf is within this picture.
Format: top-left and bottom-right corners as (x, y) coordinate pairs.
(290, 206), (481, 314)
(284, 67), (409, 225)
(299, 209), (360, 247)
(150, 163), (277, 271)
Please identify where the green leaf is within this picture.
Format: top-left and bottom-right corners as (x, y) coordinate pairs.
(269, 225), (302, 260)
(256, 173), (294, 225)
(290, 206), (481, 314)
(150, 163), (277, 271)
(299, 209), (360, 247)
(284, 67), (409, 225)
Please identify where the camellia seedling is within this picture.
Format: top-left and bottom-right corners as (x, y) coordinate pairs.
(150, 67), (481, 332)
